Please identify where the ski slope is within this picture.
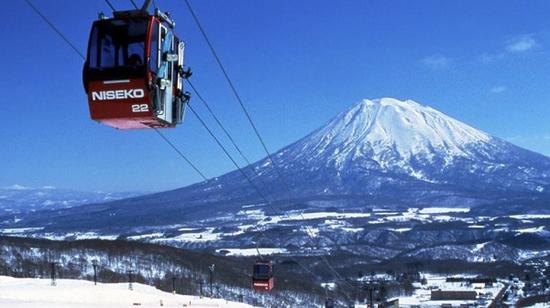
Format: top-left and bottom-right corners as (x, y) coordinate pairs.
(0, 276), (253, 308)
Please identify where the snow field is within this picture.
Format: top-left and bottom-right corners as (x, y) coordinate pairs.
(215, 248), (287, 256)
(0, 276), (253, 308)
(418, 207), (470, 214)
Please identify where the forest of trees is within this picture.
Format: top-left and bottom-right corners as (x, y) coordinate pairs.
(0, 236), (542, 307)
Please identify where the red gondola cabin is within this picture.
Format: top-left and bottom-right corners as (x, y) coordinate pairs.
(252, 260), (274, 291)
(83, 6), (190, 129)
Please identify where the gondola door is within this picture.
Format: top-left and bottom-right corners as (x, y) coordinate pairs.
(174, 39), (186, 124)
(154, 23), (174, 125)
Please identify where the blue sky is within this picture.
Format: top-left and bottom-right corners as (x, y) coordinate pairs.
(1, 0), (549, 192)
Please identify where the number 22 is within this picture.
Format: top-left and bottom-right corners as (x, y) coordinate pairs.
(131, 104), (149, 112)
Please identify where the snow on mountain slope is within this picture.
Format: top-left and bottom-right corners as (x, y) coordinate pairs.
(0, 276), (252, 308)
(292, 98), (491, 167)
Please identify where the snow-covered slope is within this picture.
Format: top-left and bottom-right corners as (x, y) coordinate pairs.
(293, 98), (492, 168)
(0, 276), (252, 308)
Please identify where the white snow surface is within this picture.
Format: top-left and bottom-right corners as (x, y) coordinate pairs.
(0, 276), (252, 308)
(0, 227), (44, 234)
(216, 248), (287, 256)
(387, 227), (412, 232)
(419, 207), (470, 214)
(515, 226), (548, 234)
(155, 228), (220, 243)
(281, 211), (370, 221)
(510, 214), (550, 220)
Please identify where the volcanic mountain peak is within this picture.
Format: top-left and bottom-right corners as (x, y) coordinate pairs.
(291, 98), (493, 165)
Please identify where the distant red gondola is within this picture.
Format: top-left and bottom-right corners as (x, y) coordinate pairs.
(82, 0), (190, 129)
(251, 260), (274, 291)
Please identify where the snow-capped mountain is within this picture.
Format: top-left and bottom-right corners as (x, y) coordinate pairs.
(167, 97), (550, 206)
(5, 98), (550, 231)
(291, 97), (493, 169)
(273, 98), (549, 194)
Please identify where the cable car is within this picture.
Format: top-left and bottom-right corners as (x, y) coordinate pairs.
(82, 1), (190, 129)
(251, 260), (274, 291)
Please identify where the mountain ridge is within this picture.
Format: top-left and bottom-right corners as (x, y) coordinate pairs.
(0, 185), (143, 216)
